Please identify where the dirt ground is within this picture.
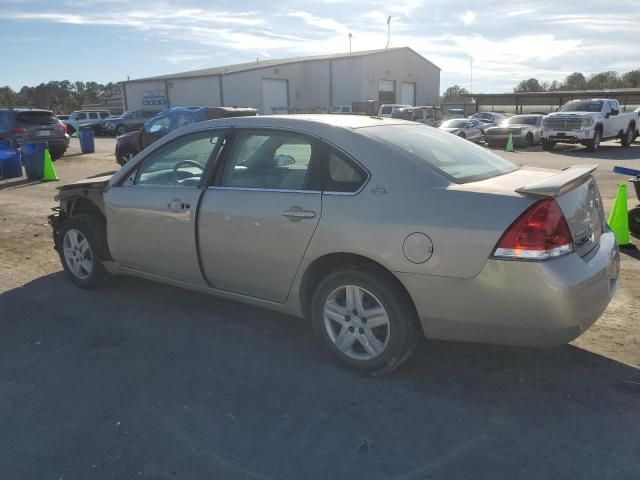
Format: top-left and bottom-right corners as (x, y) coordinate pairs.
(1, 136), (639, 479)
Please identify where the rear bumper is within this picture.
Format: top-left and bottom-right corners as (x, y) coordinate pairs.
(15, 137), (68, 152)
(396, 230), (620, 347)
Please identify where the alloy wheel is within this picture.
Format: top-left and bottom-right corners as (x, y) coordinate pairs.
(62, 228), (93, 280)
(323, 285), (390, 360)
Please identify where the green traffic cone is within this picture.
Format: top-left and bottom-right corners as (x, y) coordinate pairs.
(505, 133), (514, 152)
(42, 149), (59, 182)
(608, 182), (630, 246)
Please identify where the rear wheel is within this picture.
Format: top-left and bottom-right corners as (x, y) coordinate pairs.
(541, 139), (554, 151)
(50, 149), (64, 160)
(57, 215), (110, 288)
(587, 129), (601, 152)
(116, 147), (137, 166)
(458, 132), (466, 139)
(311, 268), (420, 375)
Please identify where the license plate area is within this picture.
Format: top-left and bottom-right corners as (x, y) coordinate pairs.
(36, 130), (52, 136)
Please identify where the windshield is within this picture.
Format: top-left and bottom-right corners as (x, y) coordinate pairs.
(505, 116), (539, 126)
(441, 119), (468, 128)
(380, 106), (393, 115)
(560, 100), (603, 112)
(361, 124), (518, 183)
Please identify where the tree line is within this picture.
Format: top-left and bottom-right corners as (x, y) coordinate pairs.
(444, 69), (640, 98)
(0, 81), (121, 114)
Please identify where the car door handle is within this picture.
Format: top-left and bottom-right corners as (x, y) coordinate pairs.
(167, 199), (190, 211)
(282, 206), (316, 221)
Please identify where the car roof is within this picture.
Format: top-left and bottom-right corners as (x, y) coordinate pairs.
(0, 108), (52, 113)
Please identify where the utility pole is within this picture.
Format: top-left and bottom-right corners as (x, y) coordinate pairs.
(349, 33), (352, 54)
(386, 16), (391, 49)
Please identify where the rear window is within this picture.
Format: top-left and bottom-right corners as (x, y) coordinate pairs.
(560, 101), (603, 112)
(360, 124), (518, 184)
(17, 111), (56, 125)
(380, 106), (393, 115)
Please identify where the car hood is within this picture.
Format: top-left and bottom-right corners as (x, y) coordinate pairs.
(440, 127), (461, 133)
(547, 111), (596, 118)
(57, 175), (112, 191)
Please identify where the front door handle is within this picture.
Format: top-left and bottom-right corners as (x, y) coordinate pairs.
(167, 198), (190, 212)
(282, 205), (316, 222)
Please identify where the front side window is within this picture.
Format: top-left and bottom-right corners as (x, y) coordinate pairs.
(88, 113), (98, 120)
(100, 112), (110, 118)
(361, 124), (518, 183)
(221, 131), (314, 190)
(136, 131), (220, 187)
(76, 113), (87, 120)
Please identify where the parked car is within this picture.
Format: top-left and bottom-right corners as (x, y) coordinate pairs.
(377, 104), (410, 118)
(391, 106), (443, 127)
(634, 107), (640, 141)
(102, 109), (162, 136)
(49, 115), (619, 375)
(470, 112), (507, 128)
(56, 114), (70, 121)
(0, 108), (68, 159)
(445, 108), (465, 119)
(64, 110), (112, 136)
(439, 118), (484, 142)
(541, 99), (637, 152)
(329, 106), (353, 114)
(484, 114), (543, 148)
(115, 106), (257, 165)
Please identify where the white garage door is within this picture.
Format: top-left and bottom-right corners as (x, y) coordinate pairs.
(262, 78), (288, 114)
(401, 82), (416, 106)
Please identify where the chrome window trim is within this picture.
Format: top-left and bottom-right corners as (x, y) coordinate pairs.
(207, 186), (322, 195)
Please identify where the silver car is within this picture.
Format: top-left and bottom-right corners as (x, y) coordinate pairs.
(50, 115), (619, 375)
(470, 112), (507, 128)
(439, 118), (485, 142)
(485, 114), (543, 148)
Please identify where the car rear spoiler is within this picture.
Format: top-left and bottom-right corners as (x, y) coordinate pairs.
(515, 165), (598, 197)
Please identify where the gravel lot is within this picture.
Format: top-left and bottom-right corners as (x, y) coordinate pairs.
(1, 136), (639, 479)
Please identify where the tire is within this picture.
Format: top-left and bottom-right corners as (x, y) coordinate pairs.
(621, 127), (634, 148)
(66, 125), (76, 136)
(115, 125), (127, 136)
(50, 149), (64, 161)
(523, 132), (533, 148)
(587, 129), (601, 152)
(116, 148), (137, 166)
(629, 207), (640, 238)
(57, 215), (110, 288)
(311, 268), (420, 376)
(458, 132), (466, 139)
(541, 139), (554, 151)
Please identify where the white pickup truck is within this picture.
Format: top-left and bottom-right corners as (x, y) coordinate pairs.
(541, 99), (637, 152)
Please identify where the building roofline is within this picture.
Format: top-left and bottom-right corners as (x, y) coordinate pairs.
(462, 88), (640, 98)
(122, 47), (440, 84)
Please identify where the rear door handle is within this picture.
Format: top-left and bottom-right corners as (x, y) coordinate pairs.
(282, 205), (316, 221)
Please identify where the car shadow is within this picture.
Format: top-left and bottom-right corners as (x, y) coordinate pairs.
(548, 143), (640, 160)
(0, 273), (638, 479)
(0, 177), (42, 191)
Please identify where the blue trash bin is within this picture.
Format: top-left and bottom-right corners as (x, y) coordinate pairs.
(0, 148), (23, 179)
(0, 140), (11, 149)
(79, 127), (95, 153)
(21, 142), (47, 180)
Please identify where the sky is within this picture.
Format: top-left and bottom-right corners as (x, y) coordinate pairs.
(1, 0), (639, 93)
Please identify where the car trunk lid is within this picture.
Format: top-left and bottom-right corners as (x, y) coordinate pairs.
(454, 165), (604, 257)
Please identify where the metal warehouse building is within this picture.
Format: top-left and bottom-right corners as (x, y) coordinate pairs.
(120, 47), (440, 114)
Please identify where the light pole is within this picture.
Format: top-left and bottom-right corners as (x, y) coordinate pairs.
(349, 33), (352, 54)
(386, 16), (391, 49)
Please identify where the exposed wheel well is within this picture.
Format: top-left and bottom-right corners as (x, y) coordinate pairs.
(299, 252), (419, 324)
(70, 197), (104, 219)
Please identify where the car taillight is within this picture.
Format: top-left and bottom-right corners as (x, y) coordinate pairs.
(10, 127), (27, 134)
(493, 198), (574, 260)
(58, 120), (67, 134)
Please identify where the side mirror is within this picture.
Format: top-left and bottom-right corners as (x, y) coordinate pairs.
(275, 154), (295, 167)
(610, 109), (619, 116)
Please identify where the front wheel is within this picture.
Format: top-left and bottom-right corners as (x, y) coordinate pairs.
(57, 215), (110, 288)
(629, 206), (640, 238)
(523, 132), (533, 148)
(621, 127), (634, 148)
(311, 268), (420, 375)
(587, 129), (601, 152)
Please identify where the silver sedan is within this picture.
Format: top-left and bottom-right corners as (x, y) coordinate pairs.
(485, 114), (543, 148)
(439, 118), (485, 142)
(51, 115), (620, 375)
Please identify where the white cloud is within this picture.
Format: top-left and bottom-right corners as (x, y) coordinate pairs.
(459, 10), (476, 26)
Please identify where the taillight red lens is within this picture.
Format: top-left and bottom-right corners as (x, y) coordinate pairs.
(58, 120), (67, 134)
(10, 127), (27, 134)
(493, 198), (574, 260)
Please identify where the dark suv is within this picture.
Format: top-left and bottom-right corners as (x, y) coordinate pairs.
(0, 108), (68, 159)
(102, 109), (161, 136)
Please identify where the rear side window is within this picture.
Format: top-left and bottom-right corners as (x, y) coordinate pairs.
(88, 113), (98, 120)
(325, 149), (366, 193)
(17, 111), (56, 125)
(100, 112), (110, 118)
(361, 124), (518, 184)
